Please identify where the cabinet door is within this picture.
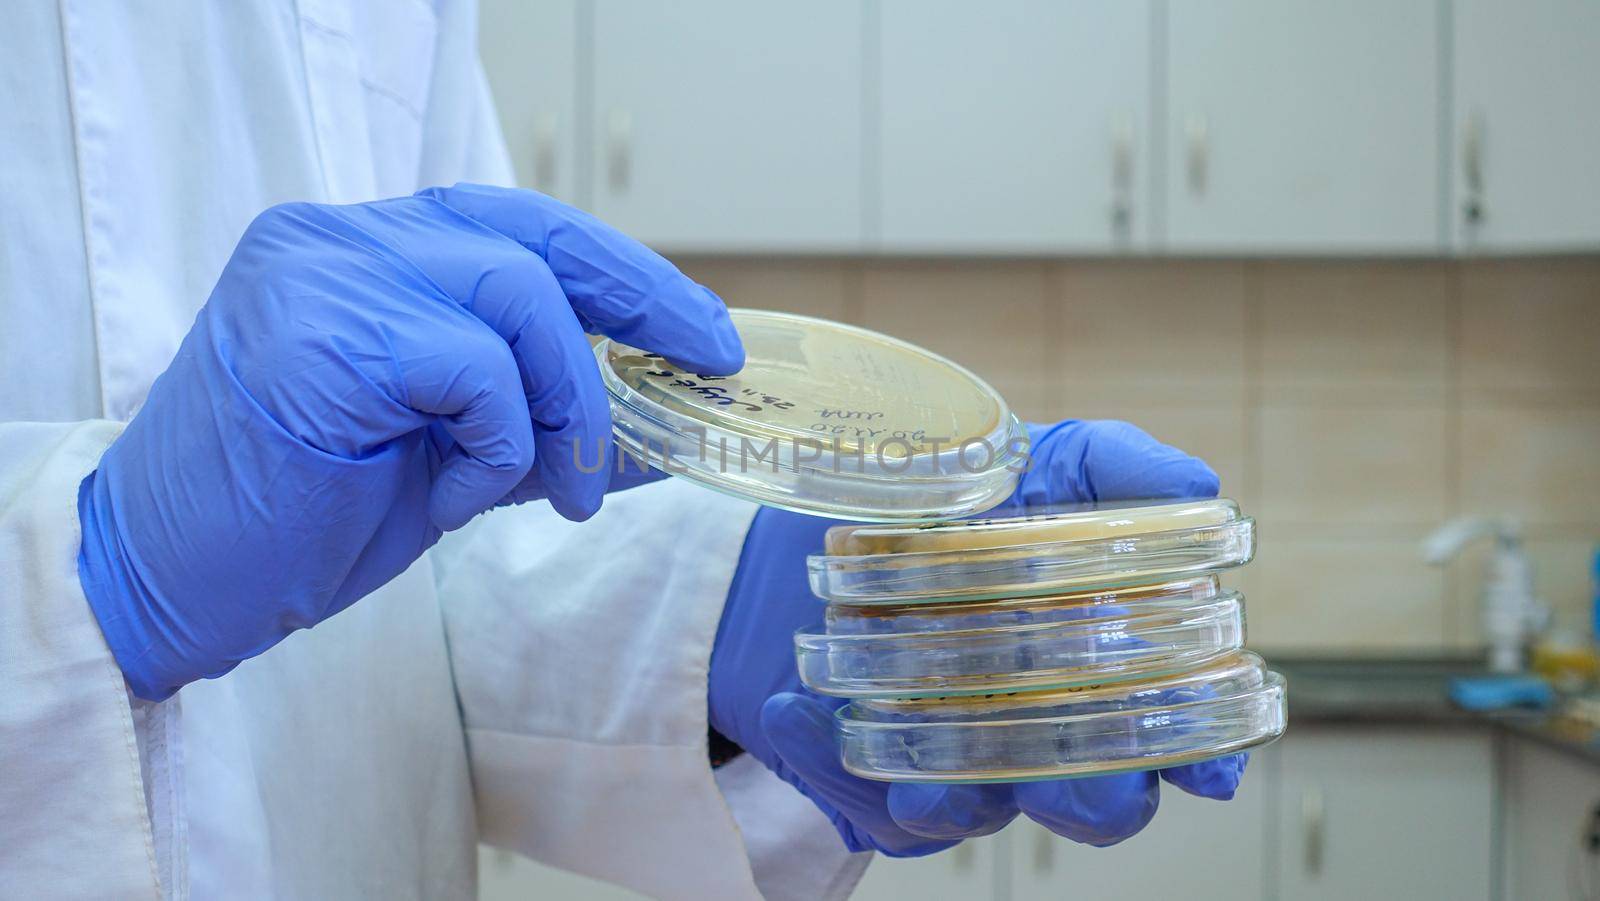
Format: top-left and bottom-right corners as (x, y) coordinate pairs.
(876, 1), (1153, 253)
(1452, 0), (1600, 251)
(478, 0), (581, 202)
(1164, 1), (1440, 253)
(1500, 738), (1600, 900)
(1274, 728), (1493, 901)
(850, 833), (1002, 901)
(588, 1), (863, 251)
(1007, 758), (1268, 901)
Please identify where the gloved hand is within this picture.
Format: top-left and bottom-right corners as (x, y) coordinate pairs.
(709, 420), (1247, 856)
(78, 183), (743, 701)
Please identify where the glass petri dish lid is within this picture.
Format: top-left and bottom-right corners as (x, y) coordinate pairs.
(795, 585), (1246, 698)
(808, 498), (1255, 604)
(836, 651), (1286, 783)
(595, 309), (1027, 521)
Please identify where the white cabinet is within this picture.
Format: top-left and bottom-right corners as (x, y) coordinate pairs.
(586, 1), (864, 252)
(1499, 738), (1600, 900)
(875, 1), (1153, 253)
(478, 0), (581, 203)
(1273, 728), (1494, 901)
(1163, 1), (1441, 254)
(850, 833), (1002, 901)
(1452, 0), (1600, 252)
(476, 2), (1600, 256)
(469, 731), (1502, 901)
(1008, 767), (1267, 901)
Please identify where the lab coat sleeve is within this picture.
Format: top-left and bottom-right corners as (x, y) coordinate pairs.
(0, 420), (163, 900)
(432, 479), (870, 901)
(415, 0), (516, 190)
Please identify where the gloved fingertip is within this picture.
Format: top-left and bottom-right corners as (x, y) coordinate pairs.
(874, 839), (964, 860)
(1161, 753), (1248, 800)
(1016, 772), (1160, 847)
(666, 286), (745, 376)
(760, 691), (836, 745)
(1118, 449), (1219, 502)
(539, 464), (608, 522)
(888, 783), (1019, 840)
(550, 492), (604, 522)
(428, 491), (478, 532)
(704, 308), (747, 375)
(429, 433), (541, 530)
(885, 784), (951, 832)
(427, 471), (493, 532)
(1186, 459), (1222, 499)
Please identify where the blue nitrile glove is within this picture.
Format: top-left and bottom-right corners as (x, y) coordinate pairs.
(78, 183), (743, 701)
(709, 420), (1248, 856)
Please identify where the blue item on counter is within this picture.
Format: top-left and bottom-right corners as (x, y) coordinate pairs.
(1591, 545), (1600, 643)
(1449, 675), (1556, 711)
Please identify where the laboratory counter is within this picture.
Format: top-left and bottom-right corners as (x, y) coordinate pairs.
(1270, 654), (1600, 768)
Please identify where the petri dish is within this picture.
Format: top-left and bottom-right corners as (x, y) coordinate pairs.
(596, 309), (1027, 521)
(836, 652), (1286, 783)
(808, 498), (1255, 604)
(821, 576), (1223, 635)
(796, 578), (1246, 697)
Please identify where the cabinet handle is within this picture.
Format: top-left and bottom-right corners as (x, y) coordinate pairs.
(1032, 826), (1054, 874)
(533, 112), (558, 192)
(1461, 111), (1485, 225)
(1185, 113), (1209, 195)
(1301, 787), (1325, 877)
(607, 109), (632, 193)
(951, 839), (975, 873)
(1109, 112), (1134, 238)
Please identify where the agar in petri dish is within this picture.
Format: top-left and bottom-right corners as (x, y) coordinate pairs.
(835, 651), (1286, 783)
(823, 498), (1246, 556)
(794, 583), (1246, 698)
(808, 498), (1256, 604)
(596, 309), (1028, 520)
(821, 576), (1224, 635)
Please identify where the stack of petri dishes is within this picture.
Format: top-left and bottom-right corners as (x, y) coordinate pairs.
(801, 500), (1285, 782)
(597, 308), (1285, 784)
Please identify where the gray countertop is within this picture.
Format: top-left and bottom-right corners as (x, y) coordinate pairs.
(1267, 653), (1600, 766)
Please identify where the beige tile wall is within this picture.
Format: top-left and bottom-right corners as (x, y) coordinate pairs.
(678, 256), (1600, 653)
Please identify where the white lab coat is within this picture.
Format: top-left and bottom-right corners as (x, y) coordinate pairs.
(0, 2), (867, 899)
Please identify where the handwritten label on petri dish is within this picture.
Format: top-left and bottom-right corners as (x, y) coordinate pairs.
(605, 312), (1008, 458)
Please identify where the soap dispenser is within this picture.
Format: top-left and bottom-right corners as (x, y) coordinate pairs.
(1423, 517), (1549, 673)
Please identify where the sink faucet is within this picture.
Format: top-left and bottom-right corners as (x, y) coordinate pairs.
(1424, 517), (1549, 673)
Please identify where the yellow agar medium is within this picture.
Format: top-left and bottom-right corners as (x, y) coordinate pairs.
(823, 498), (1244, 556)
(603, 309), (1010, 459)
(826, 575), (1222, 623)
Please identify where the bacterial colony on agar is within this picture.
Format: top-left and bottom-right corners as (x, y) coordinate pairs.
(595, 309), (1286, 782)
